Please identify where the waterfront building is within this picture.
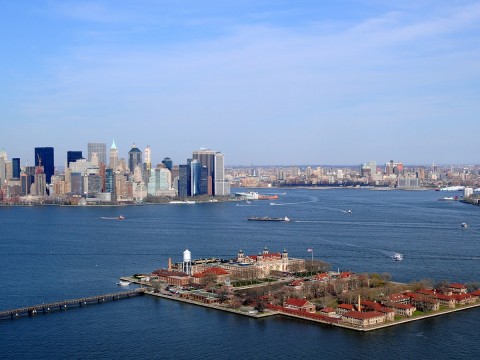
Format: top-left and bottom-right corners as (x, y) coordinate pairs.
(105, 168), (115, 194)
(178, 164), (191, 197)
(87, 143), (106, 165)
(109, 140), (118, 170)
(397, 177), (420, 189)
(51, 175), (66, 196)
(192, 148), (229, 196)
(283, 298), (316, 313)
(34, 147), (54, 184)
(20, 172), (33, 195)
(70, 172), (83, 195)
(12, 158), (20, 179)
(33, 164), (47, 196)
(128, 144), (142, 173)
(342, 311), (386, 327)
(147, 167), (173, 196)
(214, 152), (229, 196)
(67, 151), (83, 168)
(193, 149), (215, 195)
(190, 159), (201, 196)
(200, 166), (208, 195)
(84, 170), (102, 197)
(226, 248), (305, 278)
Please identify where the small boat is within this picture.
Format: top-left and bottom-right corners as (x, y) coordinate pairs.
(247, 216), (291, 222)
(461, 223), (468, 228)
(346, 209), (352, 214)
(117, 215), (126, 220)
(392, 253), (403, 261)
(117, 280), (131, 286)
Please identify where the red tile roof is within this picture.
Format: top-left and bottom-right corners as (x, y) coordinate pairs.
(337, 304), (355, 310)
(320, 307), (336, 313)
(343, 311), (385, 320)
(192, 267), (229, 278)
(285, 298), (310, 308)
(289, 280), (304, 287)
(449, 283), (466, 289)
(470, 290), (480, 296)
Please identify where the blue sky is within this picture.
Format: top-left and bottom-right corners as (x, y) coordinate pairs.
(1, 0), (479, 166)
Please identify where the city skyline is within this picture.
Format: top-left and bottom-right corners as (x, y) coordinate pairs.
(1, 1), (480, 165)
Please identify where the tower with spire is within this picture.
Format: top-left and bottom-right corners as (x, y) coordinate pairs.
(109, 139), (118, 169)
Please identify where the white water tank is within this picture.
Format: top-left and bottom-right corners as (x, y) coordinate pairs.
(183, 249), (191, 262)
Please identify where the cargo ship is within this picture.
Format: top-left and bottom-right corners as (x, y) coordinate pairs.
(247, 216), (291, 222)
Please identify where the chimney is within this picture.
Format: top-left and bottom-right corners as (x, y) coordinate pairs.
(168, 258), (172, 271)
(358, 294), (361, 312)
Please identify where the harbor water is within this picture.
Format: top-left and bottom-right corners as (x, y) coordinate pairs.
(1, 188), (479, 359)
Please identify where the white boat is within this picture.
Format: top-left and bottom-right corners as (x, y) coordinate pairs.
(235, 191), (259, 200)
(117, 280), (131, 286)
(461, 223), (468, 228)
(392, 253), (403, 261)
(346, 209), (352, 214)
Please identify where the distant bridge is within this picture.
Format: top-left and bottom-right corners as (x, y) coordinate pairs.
(0, 288), (144, 321)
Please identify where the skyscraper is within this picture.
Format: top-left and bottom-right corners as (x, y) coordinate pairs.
(214, 152), (229, 196)
(192, 148), (228, 196)
(178, 164), (191, 197)
(34, 147), (54, 184)
(190, 159), (201, 196)
(67, 151), (83, 168)
(192, 149), (216, 195)
(12, 158), (20, 179)
(144, 145), (151, 171)
(109, 140), (118, 169)
(87, 143), (106, 165)
(128, 144), (142, 173)
(0, 148), (7, 184)
(162, 157), (173, 170)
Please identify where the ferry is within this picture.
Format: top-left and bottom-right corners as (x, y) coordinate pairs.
(247, 216), (291, 222)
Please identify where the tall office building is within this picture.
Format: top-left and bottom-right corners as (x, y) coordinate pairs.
(105, 168), (115, 193)
(214, 152), (228, 196)
(128, 144), (142, 173)
(162, 157), (173, 170)
(144, 145), (151, 171)
(190, 159), (201, 196)
(109, 140), (118, 169)
(34, 163), (47, 196)
(192, 149), (215, 195)
(67, 151), (83, 168)
(87, 143), (106, 165)
(0, 148), (7, 184)
(178, 164), (191, 197)
(34, 147), (54, 184)
(200, 166), (208, 195)
(12, 158), (20, 179)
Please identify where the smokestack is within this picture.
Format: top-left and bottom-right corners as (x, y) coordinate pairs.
(358, 294), (361, 312)
(168, 258), (172, 271)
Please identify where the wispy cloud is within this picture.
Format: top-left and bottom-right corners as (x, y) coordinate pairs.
(5, 1), (480, 164)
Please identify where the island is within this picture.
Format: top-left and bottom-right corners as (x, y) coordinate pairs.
(121, 248), (480, 332)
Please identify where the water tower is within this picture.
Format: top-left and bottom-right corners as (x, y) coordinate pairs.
(182, 249), (192, 275)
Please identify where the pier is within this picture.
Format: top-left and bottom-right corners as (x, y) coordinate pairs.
(0, 288), (144, 321)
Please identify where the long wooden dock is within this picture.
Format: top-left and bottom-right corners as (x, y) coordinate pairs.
(0, 288), (144, 321)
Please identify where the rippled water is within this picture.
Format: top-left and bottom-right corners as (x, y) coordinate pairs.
(1, 188), (479, 359)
